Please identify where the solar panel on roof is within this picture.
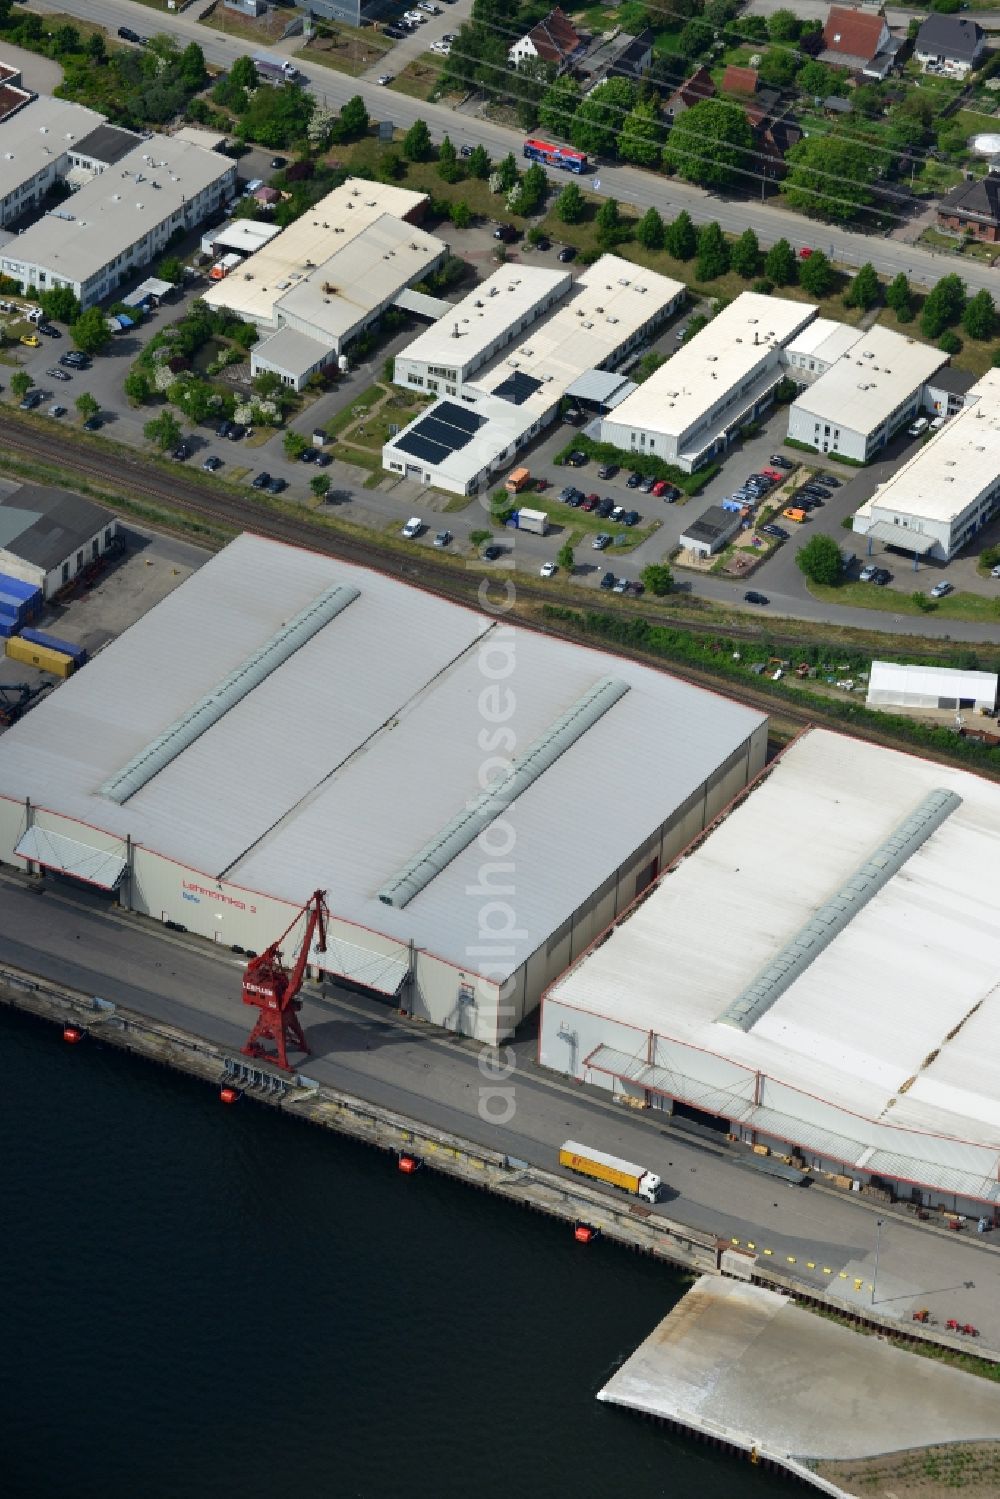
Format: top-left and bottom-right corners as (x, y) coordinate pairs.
(492, 371), (542, 406)
(395, 431), (451, 465)
(435, 401), (484, 435)
(420, 416), (471, 448)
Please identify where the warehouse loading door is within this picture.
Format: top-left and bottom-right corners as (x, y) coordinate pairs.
(15, 826), (127, 893)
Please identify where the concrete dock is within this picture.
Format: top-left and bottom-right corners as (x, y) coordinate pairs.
(599, 1277), (1000, 1493)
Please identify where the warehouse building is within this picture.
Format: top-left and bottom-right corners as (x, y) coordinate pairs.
(0, 135), (236, 307)
(783, 316), (863, 382)
(204, 180), (445, 389)
(383, 256), (684, 495)
(393, 265), (573, 398)
(0, 482), (118, 599)
(0, 94), (106, 228)
(866, 660), (998, 715)
(540, 727), (1000, 1215)
(0, 533), (767, 1046)
(200, 216), (282, 260)
(853, 369), (1000, 561)
(600, 293), (817, 473)
(786, 326), (948, 463)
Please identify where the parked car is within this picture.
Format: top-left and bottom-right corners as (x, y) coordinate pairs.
(565, 450), (587, 467)
(592, 533), (611, 550)
(623, 510), (640, 526)
(929, 579), (953, 598)
(226, 423), (246, 440)
(650, 479), (670, 498)
(203, 455), (222, 472)
(377, 73), (394, 85)
(299, 446), (318, 463)
(383, 25), (405, 37)
(799, 246), (813, 259)
(314, 452), (332, 467)
(50, 404), (66, 417)
(251, 472), (272, 490)
(596, 497), (614, 518)
(37, 323), (60, 339)
(172, 443), (191, 461)
(639, 475), (656, 493)
(580, 494), (599, 511)
(817, 473), (842, 487)
(460, 143), (473, 157)
(539, 561), (557, 578)
(806, 484), (831, 498)
(83, 415), (102, 431)
(563, 490), (583, 507)
(599, 571), (616, 589)
(269, 156), (287, 170)
(48, 368), (71, 382)
(434, 529), (453, 547)
(610, 505), (626, 523)
(60, 352), (89, 368)
(402, 516), (424, 538)
(908, 416), (929, 437)
(558, 485), (578, 504)
(769, 454), (792, 469)
(597, 463), (617, 480)
(674, 325), (688, 341)
(859, 564), (879, 582)
(872, 568), (891, 585)
(992, 563), (1000, 579)
(266, 477), (287, 494)
(613, 578), (629, 593)
(19, 390), (42, 409)
(19, 333), (39, 347)
(493, 223), (517, 243)
(481, 544), (504, 561)
(744, 590), (769, 605)
(626, 471), (642, 488)
(557, 246), (576, 263)
(760, 524), (788, 540)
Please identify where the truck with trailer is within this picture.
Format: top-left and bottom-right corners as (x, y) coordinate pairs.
(253, 55), (300, 86)
(513, 507), (549, 536)
(559, 1141), (661, 1204)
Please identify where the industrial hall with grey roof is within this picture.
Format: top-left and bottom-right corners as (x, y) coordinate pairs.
(0, 533), (766, 1044)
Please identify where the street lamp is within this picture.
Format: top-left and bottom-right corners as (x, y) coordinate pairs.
(872, 1217), (884, 1305)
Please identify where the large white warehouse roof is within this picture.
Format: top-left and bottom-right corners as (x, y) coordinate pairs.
(0, 534), (764, 981)
(789, 325), (948, 439)
(544, 728), (1000, 1187)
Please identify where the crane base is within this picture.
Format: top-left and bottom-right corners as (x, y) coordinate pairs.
(242, 1011), (309, 1074)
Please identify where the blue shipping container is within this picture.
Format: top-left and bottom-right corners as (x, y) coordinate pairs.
(19, 627), (87, 664)
(0, 573), (40, 603)
(0, 620), (15, 638)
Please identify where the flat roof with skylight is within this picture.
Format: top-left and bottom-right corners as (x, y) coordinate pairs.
(0, 94), (104, 202)
(789, 325), (948, 440)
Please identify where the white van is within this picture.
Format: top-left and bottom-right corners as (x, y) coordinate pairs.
(908, 416), (929, 437)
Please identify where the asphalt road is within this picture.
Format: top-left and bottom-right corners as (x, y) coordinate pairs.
(31, 0), (1000, 296)
(5, 869), (1000, 1351)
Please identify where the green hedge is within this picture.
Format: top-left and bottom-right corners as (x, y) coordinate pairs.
(541, 604), (1000, 773)
(553, 434), (719, 495)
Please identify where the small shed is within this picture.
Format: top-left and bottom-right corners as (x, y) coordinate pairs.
(679, 505), (742, 558)
(0, 484), (119, 599)
(866, 660), (998, 714)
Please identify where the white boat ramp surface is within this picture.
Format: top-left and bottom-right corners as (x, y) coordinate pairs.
(598, 1277), (1000, 1488)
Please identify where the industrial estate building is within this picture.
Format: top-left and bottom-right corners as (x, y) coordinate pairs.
(783, 317), (863, 382)
(0, 482), (117, 599)
(540, 727), (1000, 1215)
(384, 255), (684, 495)
(786, 326), (948, 463)
(0, 533), (767, 1045)
(866, 660), (998, 715)
(0, 95), (108, 228)
(0, 132), (236, 306)
(203, 179), (446, 390)
(853, 369), (1000, 560)
(599, 293), (816, 472)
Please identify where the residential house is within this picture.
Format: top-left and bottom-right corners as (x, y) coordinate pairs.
(937, 167), (1000, 244)
(744, 88), (802, 181)
(508, 7), (586, 71)
(820, 5), (898, 79)
(914, 14), (986, 78)
(609, 28), (654, 83)
(577, 28), (652, 88)
(663, 66), (715, 121)
(722, 64), (759, 96)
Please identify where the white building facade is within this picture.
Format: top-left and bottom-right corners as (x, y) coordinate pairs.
(866, 660), (998, 713)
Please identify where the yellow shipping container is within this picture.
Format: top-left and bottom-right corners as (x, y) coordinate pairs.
(6, 637), (75, 678)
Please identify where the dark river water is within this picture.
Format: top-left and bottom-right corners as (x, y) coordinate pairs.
(1, 1006), (798, 1498)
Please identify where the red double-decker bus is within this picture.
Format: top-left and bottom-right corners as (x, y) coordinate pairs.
(522, 138), (588, 174)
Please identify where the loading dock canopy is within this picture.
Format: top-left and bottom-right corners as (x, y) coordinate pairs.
(309, 934), (409, 996)
(15, 825), (127, 888)
(863, 522), (937, 554)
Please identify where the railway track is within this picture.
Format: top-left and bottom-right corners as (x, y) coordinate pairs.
(2, 418), (996, 774)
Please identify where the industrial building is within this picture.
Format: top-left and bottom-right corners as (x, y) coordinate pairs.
(853, 369), (1000, 561)
(203, 180), (445, 389)
(783, 316), (863, 382)
(0, 94), (109, 228)
(384, 256), (684, 495)
(200, 216), (282, 260)
(599, 293), (816, 473)
(393, 265), (573, 399)
(0, 482), (117, 599)
(786, 326), (948, 463)
(0, 533), (766, 1046)
(866, 660), (998, 715)
(678, 505), (742, 558)
(540, 727), (1000, 1215)
(0, 134), (236, 307)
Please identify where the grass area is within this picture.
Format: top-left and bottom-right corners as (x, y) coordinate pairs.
(811, 578), (1000, 623)
(442, 493), (474, 512)
(295, 31), (392, 78)
(389, 57), (445, 102)
(199, 1), (291, 43)
(813, 1441), (1000, 1499)
(324, 381), (433, 471)
(919, 226), (998, 266)
(510, 490), (660, 549)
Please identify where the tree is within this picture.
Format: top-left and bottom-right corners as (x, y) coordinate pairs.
(310, 474), (330, 499)
(595, 196), (624, 249)
(886, 271), (914, 323)
(796, 59), (843, 98)
(450, 200), (472, 230)
(9, 372), (31, 401)
(402, 118), (433, 162)
(557, 541), (574, 571)
(157, 256), (185, 286)
(496, 152), (518, 191)
(845, 261), (880, 311)
(515, 162), (548, 215)
(123, 368), (152, 405)
(571, 78), (636, 158)
(467, 144), (490, 179)
(437, 133), (460, 182)
(70, 306), (110, 356)
(179, 42), (206, 91)
(731, 227), (760, 279)
(851, 84), (884, 120)
(938, 329), (962, 355)
(662, 99), (754, 192)
(757, 49), (800, 89)
(339, 94), (369, 140)
(636, 206), (665, 252)
(767, 8), (801, 40)
(642, 563), (674, 596)
(782, 135), (876, 222)
(619, 99), (662, 168)
(39, 287), (80, 324)
(664, 209), (696, 261)
(86, 31), (106, 64)
(539, 76), (582, 140)
(764, 238), (796, 285)
(796, 533), (844, 585)
(75, 392), (100, 423)
(283, 430), (306, 459)
(798, 248), (834, 296)
(555, 181), (585, 224)
(696, 220), (730, 280)
(921, 273), (966, 338)
(144, 411), (182, 450)
(230, 54), (258, 91)
(963, 287), (996, 340)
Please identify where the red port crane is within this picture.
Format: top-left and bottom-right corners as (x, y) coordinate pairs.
(241, 889), (328, 1072)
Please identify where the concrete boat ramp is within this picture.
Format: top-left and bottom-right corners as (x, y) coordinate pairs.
(598, 1277), (1000, 1496)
